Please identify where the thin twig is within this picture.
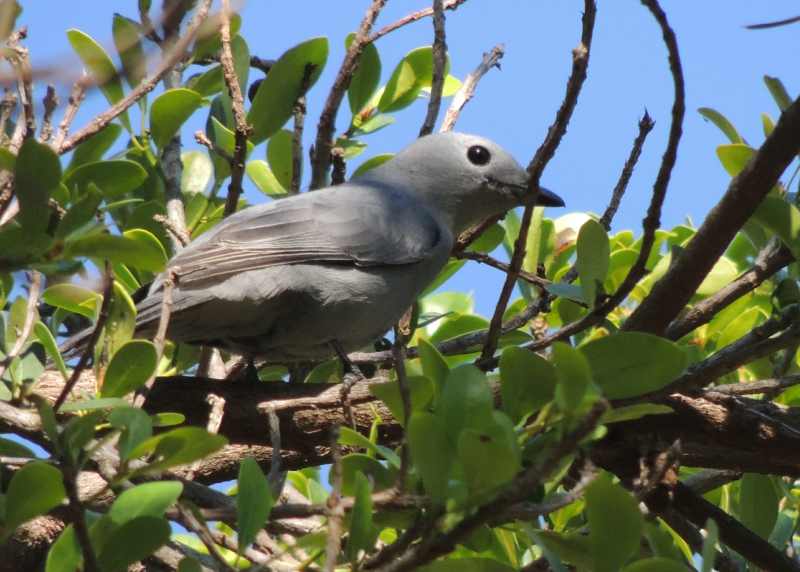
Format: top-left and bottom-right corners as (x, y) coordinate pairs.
(59, 0), (214, 154)
(259, 404), (284, 495)
(392, 338), (412, 490)
(38, 85), (59, 143)
(220, 0), (251, 217)
(5, 28), (34, 142)
(310, 0), (387, 190)
(51, 74), (88, 151)
(0, 271), (41, 380)
(53, 266), (114, 412)
(479, 0), (596, 364)
(291, 96), (306, 194)
(63, 464), (100, 572)
(133, 270), (176, 408)
(440, 44), (504, 132)
(598, 111), (655, 229)
(418, 0), (447, 137)
(455, 250), (550, 287)
(666, 239), (793, 340)
(323, 433), (344, 572)
(368, 0), (468, 44)
(176, 503), (238, 572)
(153, 213), (191, 247)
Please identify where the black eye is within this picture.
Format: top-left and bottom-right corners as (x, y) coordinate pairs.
(467, 145), (491, 166)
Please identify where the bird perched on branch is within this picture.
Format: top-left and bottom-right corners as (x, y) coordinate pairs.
(65, 132), (564, 363)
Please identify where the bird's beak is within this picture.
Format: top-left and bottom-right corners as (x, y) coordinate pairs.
(536, 187), (565, 208)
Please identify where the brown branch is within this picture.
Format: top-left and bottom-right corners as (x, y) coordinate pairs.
(452, 214), (505, 254)
(291, 97), (305, 194)
(38, 85), (58, 143)
(599, 111), (655, 229)
(323, 434), (344, 572)
(666, 239), (794, 340)
(220, 0), (251, 217)
(134, 270), (176, 408)
(0, 271), (41, 380)
(5, 28), (34, 143)
(418, 0), (447, 137)
(63, 464), (100, 572)
(480, 0), (596, 364)
(310, 0), (387, 190)
(176, 503), (237, 572)
(58, 0), (214, 154)
(706, 374), (800, 396)
(53, 265), (114, 412)
(455, 250), (550, 287)
(153, 213), (191, 247)
(624, 68), (800, 334)
(439, 44), (504, 132)
(368, 0), (467, 44)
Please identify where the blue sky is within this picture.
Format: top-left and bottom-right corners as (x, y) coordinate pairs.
(16, 1), (800, 316)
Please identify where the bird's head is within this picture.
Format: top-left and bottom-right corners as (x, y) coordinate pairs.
(359, 132), (565, 235)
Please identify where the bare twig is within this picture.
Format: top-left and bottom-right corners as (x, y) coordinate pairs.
(51, 74), (88, 151)
(368, 0), (467, 44)
(63, 465), (100, 572)
(480, 0), (596, 364)
(418, 0), (447, 137)
(392, 337), (412, 489)
(452, 214), (505, 254)
(310, 0), (387, 190)
(133, 270), (176, 408)
(59, 0), (214, 154)
(5, 28), (34, 143)
(153, 213), (191, 247)
(440, 44), (504, 132)
(53, 266), (114, 412)
(176, 503), (237, 572)
(666, 239), (794, 340)
(455, 250), (550, 287)
(291, 95), (306, 194)
(0, 271), (41, 380)
(38, 85), (59, 143)
(598, 111), (655, 229)
(323, 434), (345, 572)
(706, 375), (800, 396)
(259, 404), (284, 494)
(624, 12), (800, 335)
(220, 0), (251, 217)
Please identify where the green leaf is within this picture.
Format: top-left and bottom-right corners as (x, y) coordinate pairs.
(112, 14), (145, 89)
(4, 461), (66, 533)
(65, 231), (166, 272)
(247, 37), (328, 143)
(267, 129), (295, 190)
(67, 28), (130, 131)
(739, 473), (779, 539)
(42, 283), (100, 319)
(576, 219), (610, 306)
(531, 530), (593, 569)
(753, 195), (800, 258)
(150, 88), (205, 149)
(468, 223), (506, 254)
(698, 107), (742, 143)
(237, 457), (274, 552)
(129, 427), (227, 475)
(67, 124), (123, 171)
(187, 65), (223, 96)
(716, 306), (764, 348)
(246, 159), (288, 197)
(0, 147), (15, 171)
(716, 143), (755, 177)
(352, 153), (393, 178)
(109, 406), (153, 460)
(369, 375), (434, 426)
(101, 340), (157, 398)
(408, 411), (451, 501)
(601, 403), (673, 424)
(379, 46), (449, 112)
(419, 558), (515, 572)
(552, 342), (592, 411)
(352, 113), (395, 135)
(181, 150), (213, 194)
(109, 481), (183, 523)
(761, 112), (775, 137)
(700, 519), (718, 572)
(46, 525), (82, 572)
(15, 138), (61, 235)
(64, 160), (148, 199)
(622, 558), (689, 572)
(122, 228), (168, 271)
(0, 1), (21, 43)
(438, 365), (494, 442)
(764, 75), (792, 111)
(207, 115), (254, 158)
(347, 471), (375, 563)
(103, 280), (137, 358)
(178, 558), (203, 572)
(499, 346), (557, 423)
(586, 473), (643, 572)
(458, 412), (520, 494)
(347, 33), (381, 113)
(338, 454), (394, 495)
(56, 184), (103, 240)
(338, 426), (401, 468)
(96, 516), (171, 572)
(34, 322), (68, 381)
(0, 436), (35, 457)
(580, 332), (687, 399)
(59, 397), (129, 413)
(417, 337), (448, 402)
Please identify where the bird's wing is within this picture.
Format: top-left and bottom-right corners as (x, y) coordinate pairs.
(168, 184), (444, 288)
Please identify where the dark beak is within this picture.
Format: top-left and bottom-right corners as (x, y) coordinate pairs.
(536, 187), (565, 207)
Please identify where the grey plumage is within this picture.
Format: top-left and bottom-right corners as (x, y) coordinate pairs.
(65, 132), (564, 361)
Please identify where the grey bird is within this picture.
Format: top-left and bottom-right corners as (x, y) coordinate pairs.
(68, 132), (564, 362)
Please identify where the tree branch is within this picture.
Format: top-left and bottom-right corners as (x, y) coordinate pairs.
(418, 0), (447, 137)
(440, 45), (504, 132)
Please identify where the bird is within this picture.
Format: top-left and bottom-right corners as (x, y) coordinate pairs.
(65, 132), (564, 363)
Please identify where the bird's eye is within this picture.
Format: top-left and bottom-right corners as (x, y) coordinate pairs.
(467, 145), (491, 166)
